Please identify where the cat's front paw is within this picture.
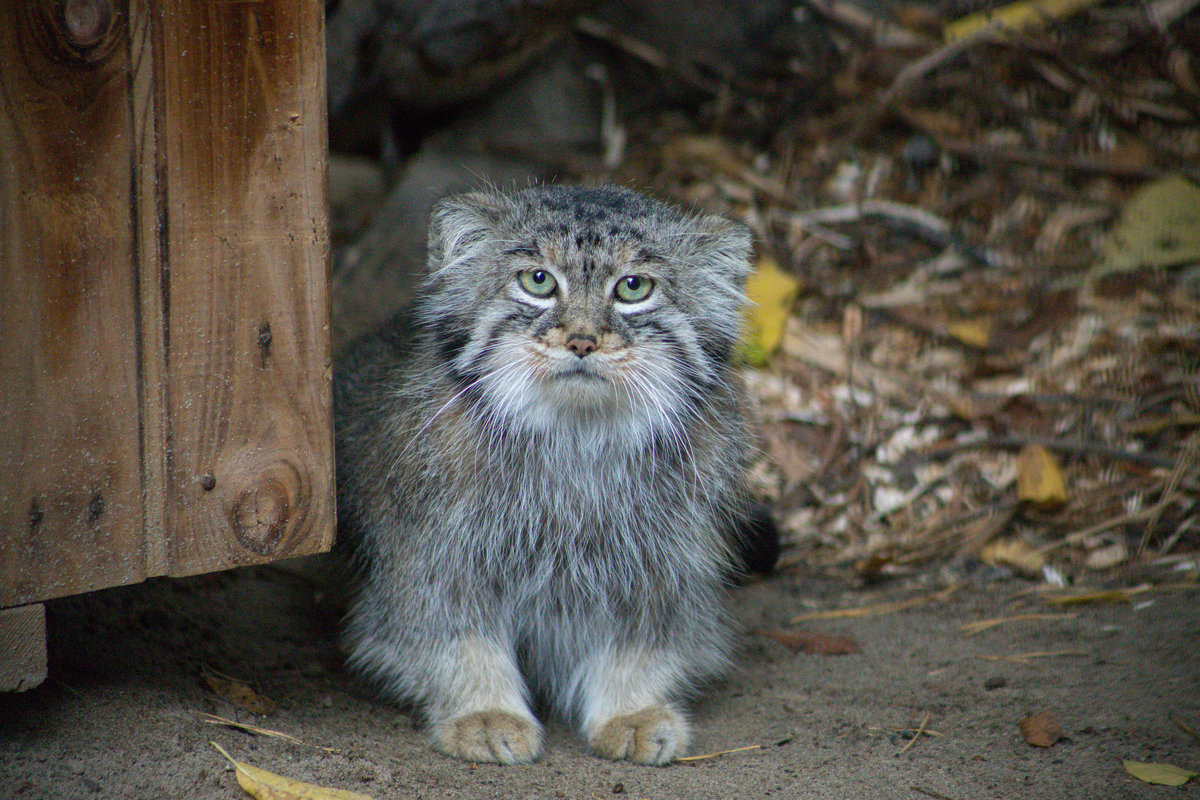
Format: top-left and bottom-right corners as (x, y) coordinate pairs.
(589, 705), (690, 765)
(430, 710), (543, 764)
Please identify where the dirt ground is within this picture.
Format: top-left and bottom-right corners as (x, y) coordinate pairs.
(2, 558), (1197, 799)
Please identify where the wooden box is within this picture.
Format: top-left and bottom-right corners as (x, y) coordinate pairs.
(0, 0), (334, 689)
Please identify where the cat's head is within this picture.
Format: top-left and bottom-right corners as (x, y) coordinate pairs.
(418, 185), (752, 437)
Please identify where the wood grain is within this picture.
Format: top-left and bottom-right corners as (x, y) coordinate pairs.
(154, 0), (334, 575)
(0, 0), (147, 605)
(0, 0), (333, 606)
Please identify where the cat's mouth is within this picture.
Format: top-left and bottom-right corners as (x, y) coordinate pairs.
(550, 363), (606, 382)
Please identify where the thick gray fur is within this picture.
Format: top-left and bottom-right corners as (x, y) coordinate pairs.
(335, 184), (755, 765)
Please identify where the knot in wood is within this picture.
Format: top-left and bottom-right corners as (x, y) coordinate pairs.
(35, 0), (121, 66)
(63, 0), (109, 46)
(228, 461), (305, 556)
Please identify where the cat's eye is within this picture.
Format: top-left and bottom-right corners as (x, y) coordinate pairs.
(614, 275), (654, 304)
(518, 269), (557, 298)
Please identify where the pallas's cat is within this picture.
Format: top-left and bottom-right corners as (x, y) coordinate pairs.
(335, 185), (765, 765)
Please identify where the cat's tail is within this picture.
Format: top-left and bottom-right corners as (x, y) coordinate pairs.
(728, 499), (780, 579)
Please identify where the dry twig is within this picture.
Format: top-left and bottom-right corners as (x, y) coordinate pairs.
(195, 713), (303, 745)
(959, 612), (1076, 635)
(791, 585), (961, 624)
(977, 649), (1088, 663)
(898, 712), (932, 755)
(676, 744), (764, 762)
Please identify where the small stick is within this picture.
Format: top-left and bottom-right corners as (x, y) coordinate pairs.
(196, 712), (304, 745)
(977, 649), (1087, 663)
(1036, 507), (1162, 554)
(912, 787), (959, 800)
(851, 23), (1002, 142)
(677, 744), (763, 762)
(790, 584), (961, 624)
(784, 200), (1003, 266)
(898, 712), (931, 754)
(575, 16), (719, 96)
(935, 138), (1165, 179)
(802, 0), (931, 47)
(869, 725), (943, 737)
(960, 612), (1076, 636)
(925, 434), (1174, 469)
(1043, 586), (1154, 606)
(1170, 715), (1200, 745)
(1138, 435), (1197, 555)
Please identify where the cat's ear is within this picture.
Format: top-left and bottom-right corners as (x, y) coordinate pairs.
(691, 215), (754, 283)
(426, 191), (510, 277)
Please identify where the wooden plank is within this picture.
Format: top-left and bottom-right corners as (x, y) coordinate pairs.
(0, 604), (47, 692)
(0, 0), (147, 605)
(155, 0), (334, 574)
(1, 0), (333, 605)
(129, 0), (170, 579)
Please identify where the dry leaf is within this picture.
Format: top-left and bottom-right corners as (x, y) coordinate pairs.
(203, 668), (278, 716)
(946, 317), (994, 348)
(1019, 711), (1064, 747)
(1084, 541), (1128, 570)
(981, 537), (1047, 576)
(1123, 759), (1198, 786)
(741, 256), (801, 366)
(1016, 444), (1067, 508)
(944, 0), (1102, 41)
(212, 742), (376, 800)
(754, 628), (861, 655)
(854, 553), (893, 580)
(1097, 175), (1200, 277)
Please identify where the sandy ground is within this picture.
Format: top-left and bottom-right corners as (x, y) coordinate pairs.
(2, 561), (1198, 800)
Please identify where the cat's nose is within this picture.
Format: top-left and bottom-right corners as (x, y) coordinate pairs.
(565, 335), (598, 357)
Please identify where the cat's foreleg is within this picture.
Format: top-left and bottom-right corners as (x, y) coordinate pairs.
(423, 635), (543, 764)
(575, 646), (692, 765)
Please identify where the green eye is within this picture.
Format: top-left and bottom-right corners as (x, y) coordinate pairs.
(614, 275), (654, 303)
(518, 269), (557, 298)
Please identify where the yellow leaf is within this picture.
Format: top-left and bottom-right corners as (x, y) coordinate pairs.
(944, 0), (1102, 41)
(946, 317), (994, 348)
(980, 538), (1046, 576)
(212, 742), (377, 800)
(1016, 444), (1067, 508)
(741, 256), (801, 366)
(1098, 176), (1200, 276)
(1123, 759), (1199, 786)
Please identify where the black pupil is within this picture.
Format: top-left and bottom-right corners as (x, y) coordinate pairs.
(625, 277), (641, 292)
(532, 271), (547, 284)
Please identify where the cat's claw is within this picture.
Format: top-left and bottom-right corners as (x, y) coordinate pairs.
(589, 705), (690, 766)
(431, 710), (543, 764)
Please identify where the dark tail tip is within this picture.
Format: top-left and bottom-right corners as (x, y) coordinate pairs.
(731, 500), (781, 577)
